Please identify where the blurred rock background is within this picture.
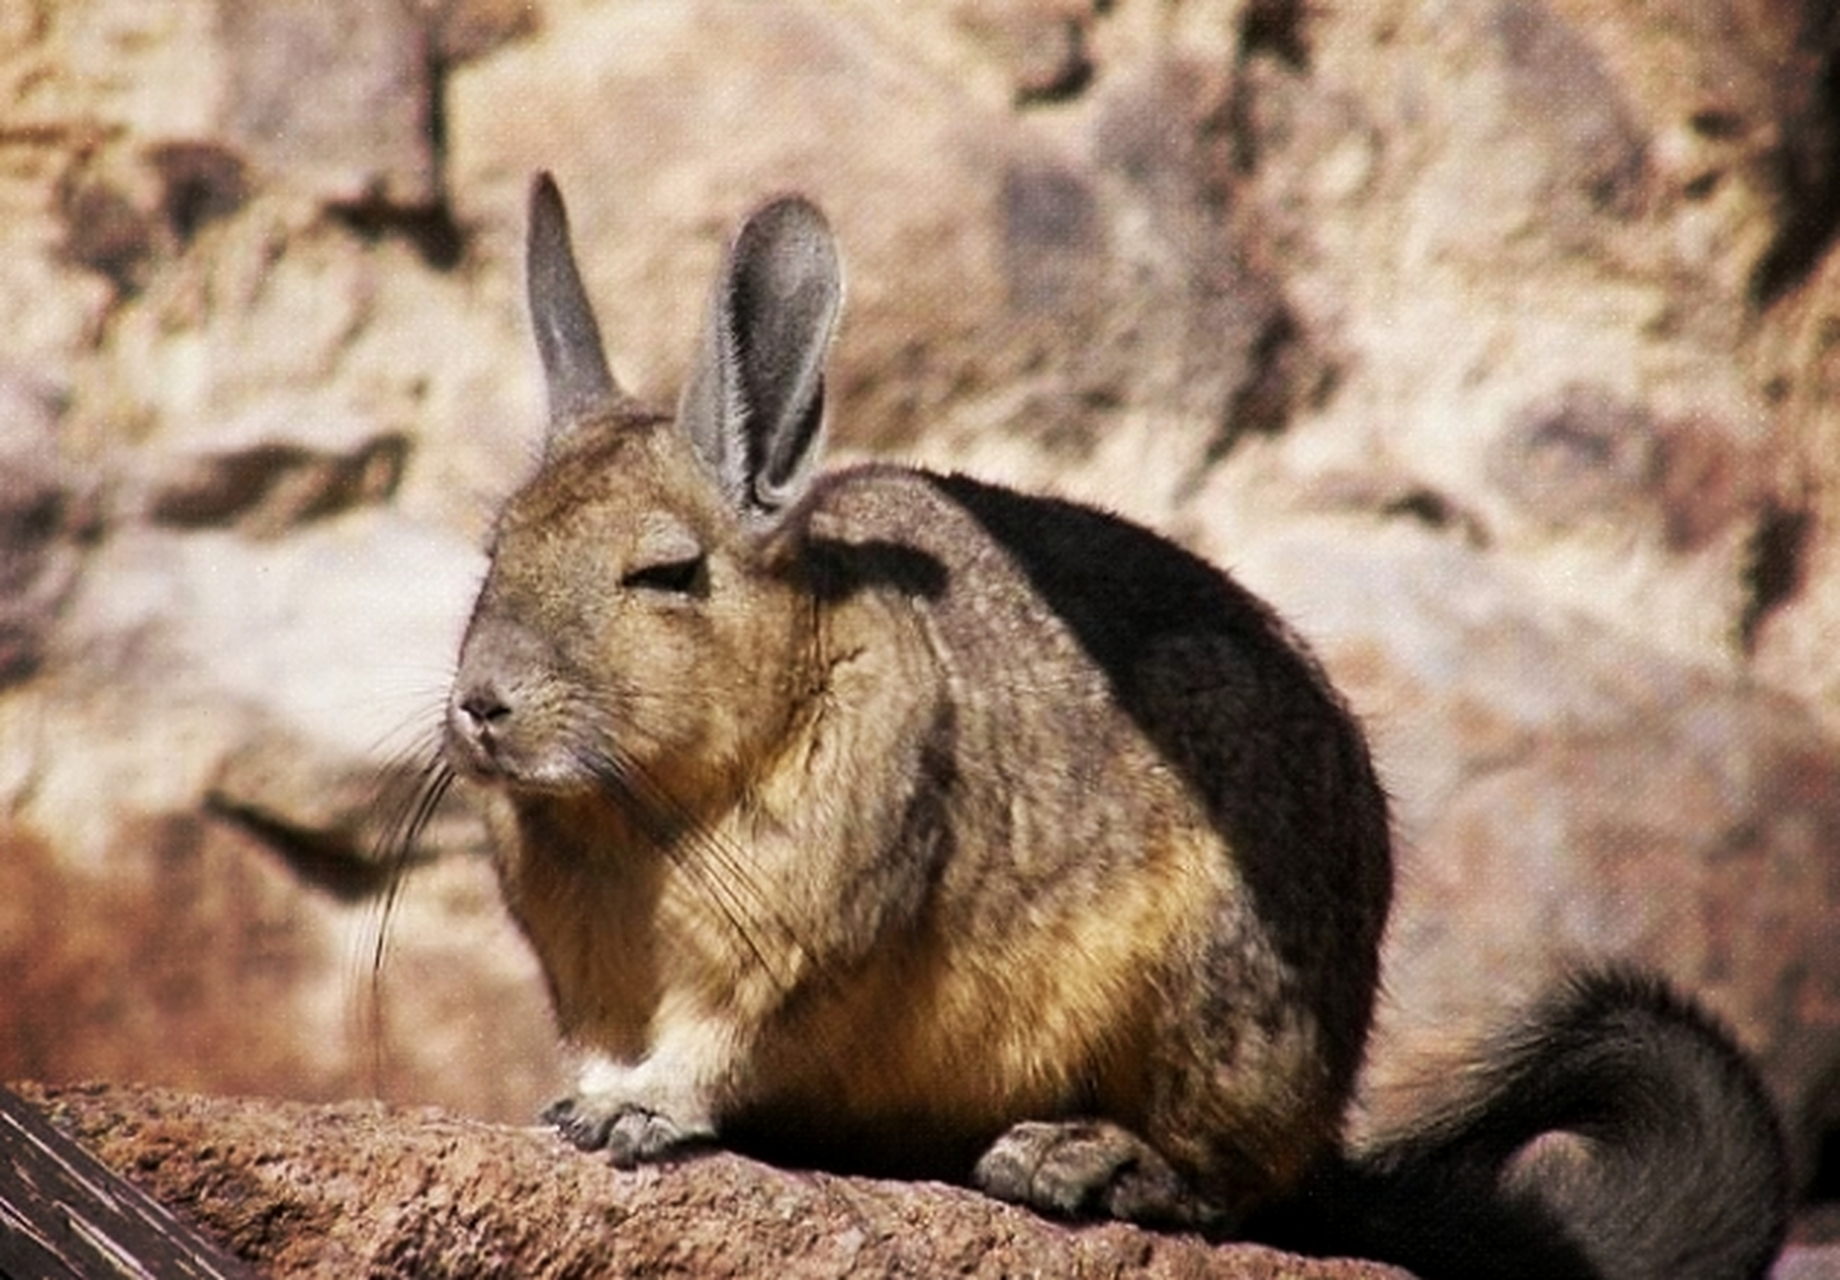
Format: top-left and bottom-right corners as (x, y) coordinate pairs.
(4, 0), (1840, 1229)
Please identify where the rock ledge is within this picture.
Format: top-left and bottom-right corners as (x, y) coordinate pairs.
(15, 1082), (1405, 1279)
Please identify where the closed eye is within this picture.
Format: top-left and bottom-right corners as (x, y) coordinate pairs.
(621, 556), (707, 594)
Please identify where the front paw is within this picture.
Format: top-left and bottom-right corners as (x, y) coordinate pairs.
(541, 1095), (615, 1152)
(541, 1097), (713, 1168)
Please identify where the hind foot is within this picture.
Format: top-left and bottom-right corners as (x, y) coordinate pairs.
(972, 1119), (1209, 1228)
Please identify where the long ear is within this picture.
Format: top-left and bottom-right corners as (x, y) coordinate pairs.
(526, 172), (623, 444)
(679, 196), (842, 523)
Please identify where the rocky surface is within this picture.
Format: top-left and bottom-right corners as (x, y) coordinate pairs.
(4, 0), (1840, 1257)
(16, 1082), (1408, 1279)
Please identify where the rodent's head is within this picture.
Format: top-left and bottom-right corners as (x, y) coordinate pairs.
(446, 174), (842, 812)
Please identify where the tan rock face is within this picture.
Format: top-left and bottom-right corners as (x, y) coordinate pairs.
(16, 1082), (1412, 1279)
(3, 0), (1840, 1234)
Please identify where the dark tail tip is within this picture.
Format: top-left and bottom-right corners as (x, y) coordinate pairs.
(1254, 968), (1790, 1280)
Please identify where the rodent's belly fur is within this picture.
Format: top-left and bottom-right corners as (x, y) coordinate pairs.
(746, 813), (1215, 1148)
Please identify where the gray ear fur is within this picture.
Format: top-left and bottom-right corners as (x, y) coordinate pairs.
(678, 196), (843, 523)
(526, 172), (623, 442)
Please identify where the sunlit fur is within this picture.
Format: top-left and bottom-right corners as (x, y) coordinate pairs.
(443, 404), (1378, 1217)
(416, 177), (1789, 1277)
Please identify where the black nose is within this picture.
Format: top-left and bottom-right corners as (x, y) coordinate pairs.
(459, 686), (511, 729)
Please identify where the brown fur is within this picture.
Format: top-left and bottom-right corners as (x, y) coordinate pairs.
(446, 180), (1383, 1223)
(437, 177), (1788, 1275)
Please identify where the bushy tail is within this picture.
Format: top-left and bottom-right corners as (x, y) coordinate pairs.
(1252, 969), (1790, 1280)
